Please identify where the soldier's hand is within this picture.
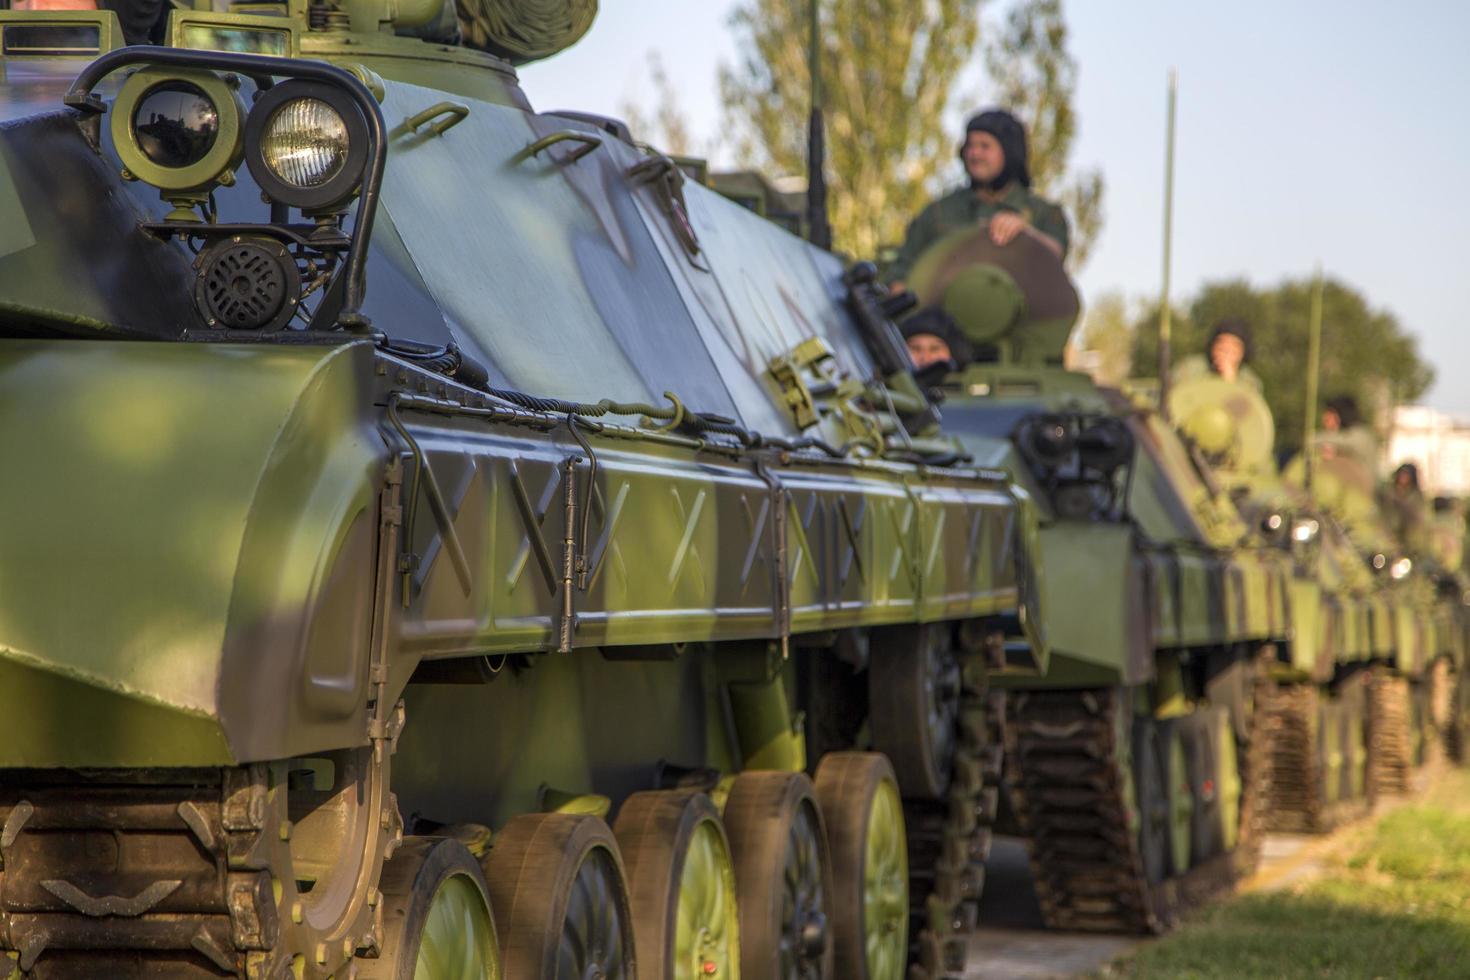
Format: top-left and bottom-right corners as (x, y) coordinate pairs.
(989, 211), (1029, 246)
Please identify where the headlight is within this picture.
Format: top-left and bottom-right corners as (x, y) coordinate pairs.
(111, 68), (244, 195)
(261, 97), (349, 188)
(245, 80), (369, 212)
(1290, 518), (1319, 544)
(1018, 414), (1074, 469)
(1390, 557), (1413, 581)
(133, 81), (219, 168)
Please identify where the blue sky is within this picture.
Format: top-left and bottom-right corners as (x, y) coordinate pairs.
(521, 1), (1470, 413)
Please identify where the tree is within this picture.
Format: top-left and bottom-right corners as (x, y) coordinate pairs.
(983, 0), (1104, 268)
(1071, 291), (1133, 385)
(720, 0), (984, 258)
(619, 51), (696, 157)
(1131, 277), (1434, 454)
(721, 0), (1104, 267)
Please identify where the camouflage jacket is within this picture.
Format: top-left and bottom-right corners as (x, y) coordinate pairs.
(886, 182), (1070, 283)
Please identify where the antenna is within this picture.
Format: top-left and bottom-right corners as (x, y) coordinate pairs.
(1303, 267), (1324, 493)
(1157, 69), (1177, 417)
(806, 0), (831, 250)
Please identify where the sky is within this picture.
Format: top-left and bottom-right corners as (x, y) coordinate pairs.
(521, 1), (1470, 414)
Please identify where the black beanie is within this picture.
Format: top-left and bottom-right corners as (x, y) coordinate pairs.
(961, 109), (1031, 190)
(901, 306), (973, 367)
(1325, 395), (1361, 430)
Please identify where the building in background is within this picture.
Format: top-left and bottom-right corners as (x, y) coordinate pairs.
(1388, 405), (1470, 495)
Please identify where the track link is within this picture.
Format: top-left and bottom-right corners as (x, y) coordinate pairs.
(1258, 678), (1372, 833)
(1003, 688), (1237, 934)
(0, 770), (272, 979)
(905, 659), (1003, 979)
(1231, 651), (1276, 877)
(1446, 664), (1468, 765)
(1369, 669), (1414, 797)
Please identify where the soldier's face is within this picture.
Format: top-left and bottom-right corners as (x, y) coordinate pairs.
(907, 334), (952, 371)
(962, 132), (1006, 184)
(1210, 334), (1245, 381)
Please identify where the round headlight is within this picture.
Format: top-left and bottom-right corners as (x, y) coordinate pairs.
(245, 80), (370, 212)
(261, 98), (349, 189)
(110, 68), (245, 194)
(133, 82), (219, 169)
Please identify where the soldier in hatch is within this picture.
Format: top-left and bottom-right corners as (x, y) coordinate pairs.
(1171, 318), (1263, 391)
(1384, 462), (1431, 555)
(886, 109), (1070, 290)
(900, 306), (971, 376)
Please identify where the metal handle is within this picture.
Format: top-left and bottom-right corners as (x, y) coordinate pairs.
(512, 130), (603, 165)
(404, 101), (469, 137)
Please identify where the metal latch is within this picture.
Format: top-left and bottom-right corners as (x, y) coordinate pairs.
(767, 337), (837, 430)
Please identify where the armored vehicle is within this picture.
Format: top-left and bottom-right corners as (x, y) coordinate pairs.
(890, 229), (1286, 931)
(895, 223), (1463, 933)
(0, 3), (1040, 978)
(1167, 371), (1441, 830)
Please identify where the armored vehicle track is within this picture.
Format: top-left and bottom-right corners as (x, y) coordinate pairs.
(1004, 687), (1254, 934)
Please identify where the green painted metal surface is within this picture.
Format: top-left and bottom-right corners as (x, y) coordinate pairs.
(0, 341), (379, 765)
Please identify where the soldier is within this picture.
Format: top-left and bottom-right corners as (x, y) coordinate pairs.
(901, 307), (971, 379)
(1384, 462), (1430, 554)
(886, 109), (1070, 290)
(1316, 394), (1379, 468)
(1171, 318), (1262, 391)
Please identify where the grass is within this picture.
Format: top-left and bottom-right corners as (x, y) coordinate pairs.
(1099, 768), (1470, 979)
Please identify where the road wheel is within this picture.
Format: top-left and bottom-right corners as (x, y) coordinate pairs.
(1318, 700), (1343, 805)
(1341, 677), (1369, 800)
(1214, 708), (1242, 854)
(1132, 717), (1170, 884)
(724, 771), (833, 979)
(814, 752), (908, 980)
(868, 624), (961, 801)
(1177, 711), (1222, 865)
(1158, 720), (1193, 876)
(615, 790), (741, 980)
(358, 836), (499, 979)
(485, 813), (635, 979)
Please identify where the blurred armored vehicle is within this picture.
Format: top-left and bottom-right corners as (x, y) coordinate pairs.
(893, 229), (1288, 932)
(891, 217), (1464, 935)
(1168, 369), (1455, 831)
(0, 3), (1043, 978)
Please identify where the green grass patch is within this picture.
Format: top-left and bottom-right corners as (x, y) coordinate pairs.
(1101, 769), (1470, 979)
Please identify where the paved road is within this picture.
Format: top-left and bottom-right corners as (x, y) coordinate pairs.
(962, 837), (1139, 979)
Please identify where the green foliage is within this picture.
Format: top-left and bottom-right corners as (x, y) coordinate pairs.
(984, 0), (1105, 267)
(720, 0), (1104, 265)
(1104, 770), (1470, 979)
(721, 0), (984, 259)
(1073, 290), (1134, 385)
(1131, 277), (1434, 454)
(619, 52), (696, 157)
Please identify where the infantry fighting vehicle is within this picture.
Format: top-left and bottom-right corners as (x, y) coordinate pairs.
(896, 225), (1465, 933)
(1167, 371), (1453, 830)
(0, 3), (1042, 978)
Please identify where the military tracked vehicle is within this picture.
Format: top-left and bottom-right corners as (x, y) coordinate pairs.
(1170, 369), (1467, 832)
(893, 222), (1464, 933)
(0, 3), (1043, 978)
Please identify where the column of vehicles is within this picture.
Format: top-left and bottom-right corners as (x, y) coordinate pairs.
(0, 3), (1464, 980)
